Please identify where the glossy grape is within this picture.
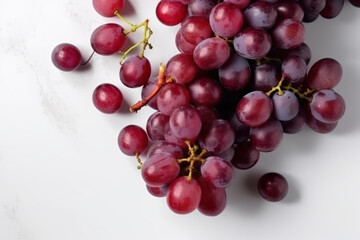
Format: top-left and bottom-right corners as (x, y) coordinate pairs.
(188, 77), (223, 107)
(147, 140), (184, 159)
(146, 112), (170, 141)
(92, 83), (123, 114)
(193, 37), (230, 70)
(253, 62), (281, 92)
(282, 55), (307, 85)
(219, 53), (251, 91)
(276, 1), (304, 22)
(201, 156), (234, 188)
(236, 91), (273, 127)
(175, 29), (196, 54)
(169, 105), (203, 140)
(209, 2), (244, 38)
(146, 185), (168, 197)
(92, 0), (125, 17)
(271, 19), (305, 50)
(157, 82), (191, 116)
(165, 53), (199, 84)
(258, 172), (288, 202)
(306, 58), (342, 90)
(90, 23), (127, 55)
(180, 16), (213, 45)
(199, 119), (235, 154)
(197, 177), (227, 216)
(120, 56), (151, 88)
(231, 141), (260, 170)
(51, 43), (82, 71)
(167, 176), (202, 214)
(233, 27), (272, 59)
(141, 153), (180, 187)
(188, 0), (217, 18)
(118, 125), (148, 156)
(156, 0), (188, 26)
(320, 0), (344, 19)
(250, 118), (283, 152)
(309, 90), (345, 124)
(244, 1), (277, 29)
(272, 90), (300, 121)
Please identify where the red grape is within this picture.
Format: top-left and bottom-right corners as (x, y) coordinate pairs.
(92, 83), (123, 114)
(90, 23), (127, 55)
(51, 43), (82, 71)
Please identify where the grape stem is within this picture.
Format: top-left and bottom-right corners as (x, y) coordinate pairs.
(114, 11), (153, 64)
(81, 51), (95, 66)
(266, 74), (315, 101)
(135, 152), (143, 170)
(130, 63), (173, 112)
(177, 141), (207, 181)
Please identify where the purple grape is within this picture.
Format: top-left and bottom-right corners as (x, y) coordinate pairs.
(165, 53), (199, 84)
(250, 118), (283, 152)
(271, 19), (305, 50)
(147, 140), (184, 159)
(281, 55), (307, 85)
(231, 141), (260, 170)
(188, 77), (223, 107)
(276, 1), (304, 22)
(236, 91), (274, 127)
(188, 0), (217, 18)
(156, 82), (191, 116)
(51, 43), (83, 71)
(219, 53), (251, 91)
(146, 111), (170, 141)
(244, 1), (277, 29)
(309, 90), (345, 124)
(169, 105), (203, 140)
(258, 172), (288, 202)
(320, 0), (344, 19)
(233, 27), (272, 59)
(193, 37), (230, 70)
(197, 177), (227, 216)
(272, 90), (300, 121)
(201, 156), (234, 188)
(209, 2), (244, 38)
(180, 16), (213, 45)
(306, 58), (342, 90)
(253, 62), (281, 92)
(120, 56), (151, 88)
(199, 119), (235, 154)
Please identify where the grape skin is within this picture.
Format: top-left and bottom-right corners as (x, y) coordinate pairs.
(258, 172), (288, 202)
(90, 23), (127, 55)
(51, 43), (82, 71)
(118, 125), (148, 156)
(201, 156), (234, 188)
(250, 118), (283, 152)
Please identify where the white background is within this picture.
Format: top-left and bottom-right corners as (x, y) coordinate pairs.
(1, 0), (360, 239)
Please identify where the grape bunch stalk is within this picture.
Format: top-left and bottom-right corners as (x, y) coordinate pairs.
(51, 0), (357, 216)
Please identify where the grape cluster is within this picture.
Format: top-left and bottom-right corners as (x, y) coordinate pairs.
(51, 0), (357, 216)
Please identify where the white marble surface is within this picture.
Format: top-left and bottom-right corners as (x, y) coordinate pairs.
(1, 0), (360, 239)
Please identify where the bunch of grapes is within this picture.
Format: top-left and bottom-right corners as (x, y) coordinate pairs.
(51, 0), (357, 216)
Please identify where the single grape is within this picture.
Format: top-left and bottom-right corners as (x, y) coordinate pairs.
(146, 185), (168, 197)
(201, 156), (234, 188)
(236, 91), (274, 127)
(281, 55), (307, 85)
(118, 125), (148, 156)
(244, 0), (277, 29)
(188, 77), (223, 107)
(156, 82), (191, 116)
(51, 43), (82, 71)
(199, 119), (235, 154)
(146, 111), (170, 141)
(309, 90), (345, 124)
(156, 0), (188, 26)
(253, 62), (281, 92)
(169, 105), (202, 140)
(193, 37), (230, 70)
(120, 56), (151, 88)
(209, 2), (244, 38)
(92, 0), (125, 17)
(276, 1), (304, 22)
(92, 83), (123, 114)
(272, 90), (300, 121)
(219, 53), (251, 91)
(188, 0), (217, 18)
(90, 23), (127, 55)
(196, 106), (220, 129)
(197, 177), (227, 216)
(231, 141), (260, 170)
(258, 172), (288, 202)
(233, 27), (272, 59)
(349, 0), (360, 7)
(167, 176), (202, 214)
(306, 58), (342, 90)
(250, 118), (283, 152)
(271, 19), (305, 50)
(141, 153), (180, 187)
(320, 0), (344, 19)
(165, 53), (199, 84)
(180, 16), (213, 45)
(305, 107), (338, 133)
